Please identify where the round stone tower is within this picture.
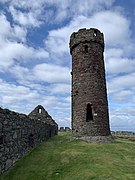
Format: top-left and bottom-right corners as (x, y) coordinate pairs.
(69, 28), (112, 142)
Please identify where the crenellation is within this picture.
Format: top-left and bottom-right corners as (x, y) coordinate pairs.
(70, 28), (104, 54)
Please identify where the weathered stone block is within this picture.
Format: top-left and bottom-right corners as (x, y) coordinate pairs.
(5, 159), (12, 170)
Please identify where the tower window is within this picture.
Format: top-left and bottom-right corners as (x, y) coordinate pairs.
(86, 103), (93, 122)
(38, 108), (42, 113)
(75, 90), (78, 95)
(0, 135), (4, 145)
(84, 45), (88, 53)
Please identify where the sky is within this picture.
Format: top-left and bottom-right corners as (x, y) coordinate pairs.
(0, 0), (135, 132)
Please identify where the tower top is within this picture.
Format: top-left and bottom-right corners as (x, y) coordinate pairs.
(69, 28), (104, 54)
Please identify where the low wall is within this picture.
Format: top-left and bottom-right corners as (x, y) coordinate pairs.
(111, 131), (135, 137)
(0, 107), (58, 174)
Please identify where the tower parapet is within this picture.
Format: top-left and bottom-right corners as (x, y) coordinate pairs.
(70, 28), (104, 54)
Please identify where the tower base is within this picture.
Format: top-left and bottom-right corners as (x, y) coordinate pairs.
(72, 135), (114, 143)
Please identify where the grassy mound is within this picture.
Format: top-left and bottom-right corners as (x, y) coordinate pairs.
(1, 132), (135, 180)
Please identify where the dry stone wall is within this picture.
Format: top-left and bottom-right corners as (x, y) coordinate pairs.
(0, 106), (58, 174)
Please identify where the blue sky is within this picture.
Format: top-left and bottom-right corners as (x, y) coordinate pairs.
(0, 0), (135, 131)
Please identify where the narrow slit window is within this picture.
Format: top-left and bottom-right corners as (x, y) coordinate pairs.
(38, 108), (42, 113)
(0, 135), (4, 145)
(84, 45), (88, 53)
(86, 103), (93, 122)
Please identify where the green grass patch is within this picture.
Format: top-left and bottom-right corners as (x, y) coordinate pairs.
(1, 132), (135, 180)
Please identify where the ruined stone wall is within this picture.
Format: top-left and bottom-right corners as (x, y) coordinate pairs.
(70, 28), (111, 138)
(0, 107), (58, 174)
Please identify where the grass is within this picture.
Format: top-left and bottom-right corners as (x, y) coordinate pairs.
(1, 132), (135, 180)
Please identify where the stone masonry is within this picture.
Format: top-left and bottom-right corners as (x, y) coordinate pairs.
(70, 28), (113, 142)
(28, 105), (58, 136)
(0, 105), (58, 174)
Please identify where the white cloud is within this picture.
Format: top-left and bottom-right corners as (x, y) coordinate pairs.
(33, 63), (70, 84)
(0, 13), (27, 44)
(104, 48), (135, 75)
(4, 0), (114, 23)
(8, 0), (45, 10)
(0, 77), (71, 126)
(9, 65), (33, 83)
(9, 6), (43, 27)
(44, 0), (114, 22)
(0, 78), (59, 114)
(0, 13), (48, 70)
(108, 73), (135, 94)
(95, 11), (131, 47)
(13, 25), (27, 42)
(50, 100), (71, 127)
(0, 79), (38, 105)
(45, 35), (69, 54)
(0, 0), (10, 2)
(110, 107), (135, 131)
(9, 63), (71, 88)
(111, 90), (134, 102)
(49, 83), (71, 94)
(105, 48), (123, 59)
(106, 57), (135, 74)
(107, 72), (135, 107)
(45, 11), (131, 56)
(0, 42), (49, 70)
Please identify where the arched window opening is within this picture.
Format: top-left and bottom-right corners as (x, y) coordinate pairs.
(86, 103), (93, 122)
(84, 45), (88, 53)
(94, 30), (97, 37)
(38, 108), (42, 113)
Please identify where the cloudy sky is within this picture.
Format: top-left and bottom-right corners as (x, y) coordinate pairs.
(0, 0), (135, 131)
